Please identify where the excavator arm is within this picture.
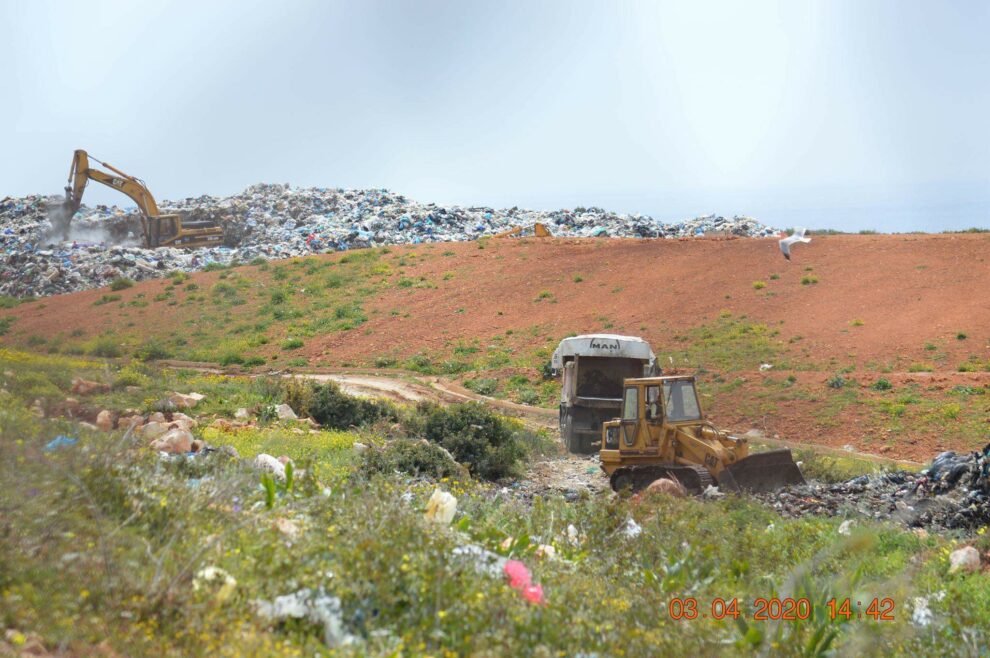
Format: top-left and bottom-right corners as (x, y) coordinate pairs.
(65, 150), (161, 218)
(59, 149), (222, 248)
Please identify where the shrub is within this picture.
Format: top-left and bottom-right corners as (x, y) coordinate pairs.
(109, 277), (134, 291)
(282, 337), (304, 350)
(826, 375), (845, 389)
(800, 276), (818, 285)
(114, 366), (150, 389)
(360, 439), (465, 480)
(752, 281), (766, 290)
(308, 381), (396, 429)
(219, 351), (245, 366)
(957, 332), (967, 340)
(88, 336), (122, 358)
(419, 402), (525, 480)
(242, 356), (266, 367)
(283, 378), (314, 416)
(93, 294), (121, 306)
(253, 376), (284, 402)
(464, 378), (498, 396)
(133, 339), (172, 362)
(871, 378), (893, 391)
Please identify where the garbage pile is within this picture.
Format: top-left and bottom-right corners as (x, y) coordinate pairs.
(0, 185), (779, 297)
(755, 447), (990, 531)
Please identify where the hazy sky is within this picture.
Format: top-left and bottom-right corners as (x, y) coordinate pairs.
(2, 0), (987, 231)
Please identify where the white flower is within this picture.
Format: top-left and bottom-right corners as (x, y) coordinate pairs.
(424, 489), (457, 524)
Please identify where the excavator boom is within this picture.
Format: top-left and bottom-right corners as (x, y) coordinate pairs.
(60, 149), (222, 249)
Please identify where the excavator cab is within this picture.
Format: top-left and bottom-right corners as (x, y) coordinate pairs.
(600, 376), (805, 494)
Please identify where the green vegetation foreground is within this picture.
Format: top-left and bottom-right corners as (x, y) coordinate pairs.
(1, 349), (989, 656)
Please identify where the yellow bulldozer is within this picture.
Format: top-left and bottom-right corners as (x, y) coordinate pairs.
(600, 375), (805, 494)
(60, 150), (224, 248)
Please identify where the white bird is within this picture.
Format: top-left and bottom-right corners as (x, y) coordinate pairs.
(779, 227), (811, 261)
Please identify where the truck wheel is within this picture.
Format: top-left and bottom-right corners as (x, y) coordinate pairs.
(563, 412), (580, 454)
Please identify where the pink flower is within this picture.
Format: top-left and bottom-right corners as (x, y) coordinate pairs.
(521, 583), (545, 605)
(504, 560), (531, 590)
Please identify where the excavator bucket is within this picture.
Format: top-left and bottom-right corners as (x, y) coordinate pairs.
(716, 449), (805, 493)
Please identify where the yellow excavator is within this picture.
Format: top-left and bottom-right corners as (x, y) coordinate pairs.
(600, 375), (805, 494)
(493, 222), (552, 238)
(60, 150), (223, 248)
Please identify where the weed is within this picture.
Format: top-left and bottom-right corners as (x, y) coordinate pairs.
(752, 281), (766, 290)
(871, 378), (893, 391)
(93, 294), (121, 306)
(800, 276), (819, 285)
(109, 277), (134, 291)
(282, 337), (304, 350)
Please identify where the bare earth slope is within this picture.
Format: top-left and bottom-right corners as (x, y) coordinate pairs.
(3, 233), (989, 459)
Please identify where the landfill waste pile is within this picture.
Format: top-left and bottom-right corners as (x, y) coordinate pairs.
(0, 185), (778, 297)
(753, 447), (990, 531)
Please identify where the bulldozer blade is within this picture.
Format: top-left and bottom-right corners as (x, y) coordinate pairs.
(719, 449), (805, 493)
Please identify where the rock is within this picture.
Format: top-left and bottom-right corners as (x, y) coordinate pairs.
(150, 428), (194, 454)
(234, 407), (250, 420)
(71, 377), (110, 396)
(353, 442), (369, 454)
(837, 520), (854, 535)
(141, 422), (168, 440)
(190, 439), (205, 453)
(949, 546), (980, 574)
(169, 392), (204, 409)
(275, 403), (297, 420)
(95, 409), (114, 431)
(118, 414), (144, 432)
(254, 453), (286, 480)
(644, 478), (687, 498)
(148, 411), (166, 423)
(169, 412), (197, 431)
(220, 445), (239, 459)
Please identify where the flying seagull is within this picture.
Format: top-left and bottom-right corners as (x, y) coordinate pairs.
(779, 227), (811, 261)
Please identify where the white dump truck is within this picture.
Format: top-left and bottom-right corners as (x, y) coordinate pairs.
(551, 334), (658, 453)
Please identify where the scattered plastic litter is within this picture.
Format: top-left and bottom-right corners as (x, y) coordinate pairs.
(254, 588), (356, 648)
(193, 566), (237, 603)
(503, 559), (545, 605)
(753, 446), (990, 531)
(424, 488), (457, 524)
(43, 435), (77, 452)
(0, 187), (778, 297)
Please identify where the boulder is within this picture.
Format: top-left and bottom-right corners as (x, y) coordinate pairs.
(169, 412), (197, 431)
(234, 407), (250, 420)
(275, 403), (298, 421)
(95, 409), (114, 432)
(645, 478), (687, 498)
(141, 421), (168, 440)
(150, 428), (194, 454)
(949, 546), (981, 574)
(118, 415), (144, 432)
(254, 453), (286, 480)
(169, 392), (205, 409)
(148, 411), (166, 423)
(71, 377), (110, 396)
